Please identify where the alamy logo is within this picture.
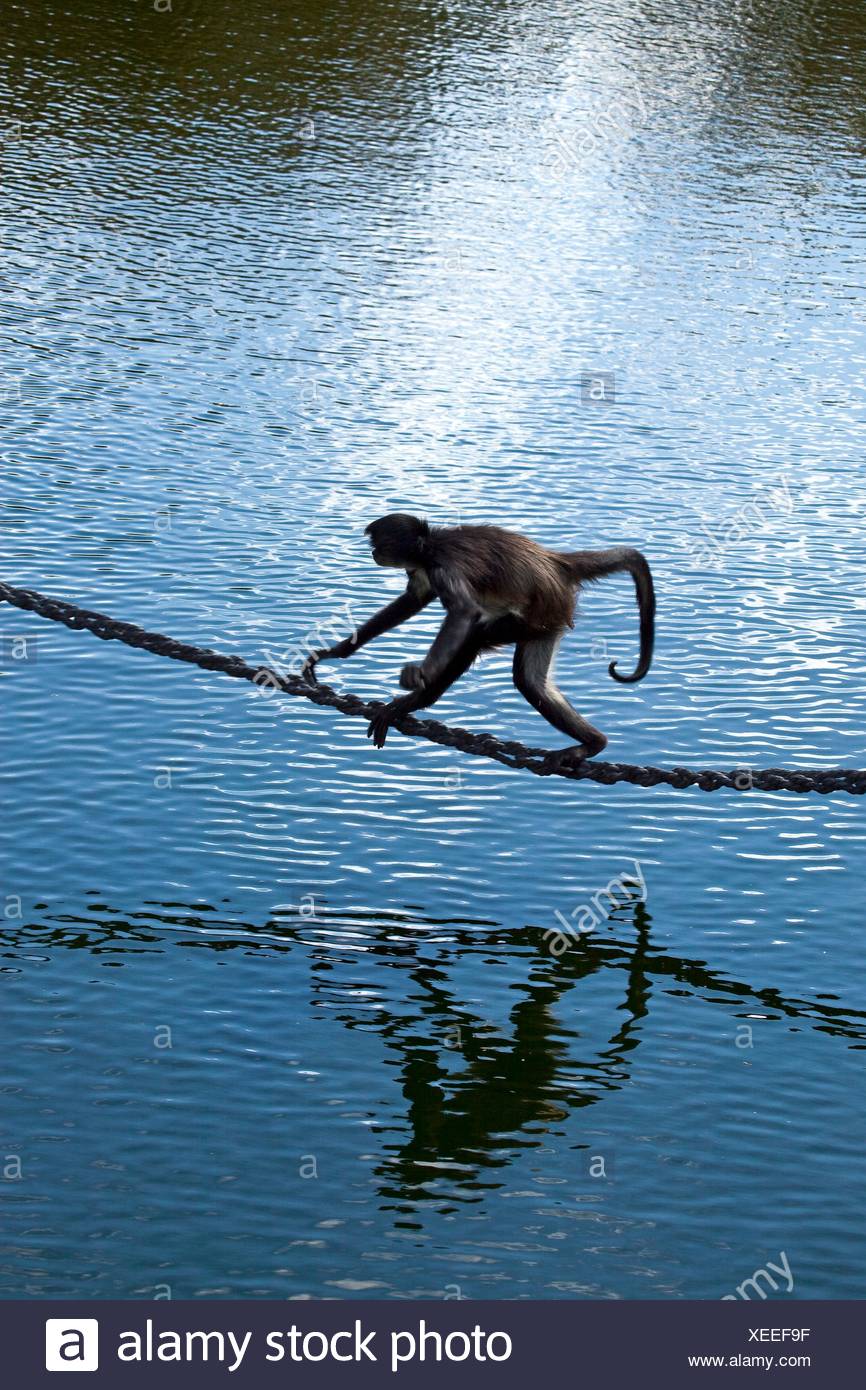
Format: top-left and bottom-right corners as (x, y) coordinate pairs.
(45, 1319), (99, 1372)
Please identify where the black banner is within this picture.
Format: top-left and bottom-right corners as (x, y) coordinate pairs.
(5, 1298), (853, 1386)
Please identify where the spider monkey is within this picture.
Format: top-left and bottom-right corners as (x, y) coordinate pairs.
(302, 513), (655, 767)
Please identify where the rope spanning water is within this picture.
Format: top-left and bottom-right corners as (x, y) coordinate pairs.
(2, 580), (864, 795)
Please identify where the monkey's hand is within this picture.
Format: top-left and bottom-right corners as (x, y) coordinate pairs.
(366, 696), (414, 749)
(398, 662), (427, 692)
(300, 649), (326, 684)
(301, 638), (356, 684)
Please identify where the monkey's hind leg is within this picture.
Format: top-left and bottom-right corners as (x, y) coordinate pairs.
(513, 636), (608, 768)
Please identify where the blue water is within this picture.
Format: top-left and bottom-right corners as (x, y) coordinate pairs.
(2, 0), (865, 1299)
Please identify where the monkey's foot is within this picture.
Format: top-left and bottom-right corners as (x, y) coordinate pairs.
(540, 741), (605, 774)
(366, 696), (414, 749)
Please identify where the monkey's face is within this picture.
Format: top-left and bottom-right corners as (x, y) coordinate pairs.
(365, 513), (427, 569)
(368, 537), (401, 568)
(370, 549), (401, 568)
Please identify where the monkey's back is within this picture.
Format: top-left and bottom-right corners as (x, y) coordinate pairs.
(428, 525), (575, 633)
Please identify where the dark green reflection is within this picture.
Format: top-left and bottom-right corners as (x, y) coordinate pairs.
(5, 900), (863, 1216)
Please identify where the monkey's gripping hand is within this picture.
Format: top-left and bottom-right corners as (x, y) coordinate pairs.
(398, 663), (428, 692)
(300, 650), (325, 684)
(366, 695), (415, 749)
(300, 639), (356, 684)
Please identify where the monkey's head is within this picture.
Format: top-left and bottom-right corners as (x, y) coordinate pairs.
(365, 513), (430, 569)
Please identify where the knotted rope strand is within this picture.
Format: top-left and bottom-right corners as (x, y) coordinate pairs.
(2, 581), (864, 795)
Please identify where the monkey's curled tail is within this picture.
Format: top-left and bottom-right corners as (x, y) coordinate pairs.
(559, 546), (655, 683)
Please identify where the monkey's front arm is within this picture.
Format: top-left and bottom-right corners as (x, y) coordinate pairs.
(301, 581), (433, 684)
(301, 574), (482, 749)
(395, 606), (477, 693)
(367, 603), (481, 748)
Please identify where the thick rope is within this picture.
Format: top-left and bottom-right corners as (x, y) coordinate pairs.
(2, 581), (864, 795)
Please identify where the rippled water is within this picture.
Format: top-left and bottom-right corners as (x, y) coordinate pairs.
(2, 0), (865, 1300)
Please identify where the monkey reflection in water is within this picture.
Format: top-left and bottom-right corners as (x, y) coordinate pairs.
(302, 514), (655, 768)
